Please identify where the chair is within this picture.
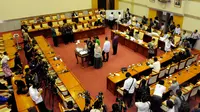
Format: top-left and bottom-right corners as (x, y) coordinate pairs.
(134, 29), (139, 35)
(91, 21), (95, 26)
(174, 35), (181, 45)
(132, 21), (136, 26)
(77, 24), (83, 30)
(67, 19), (73, 24)
(185, 57), (193, 67)
(58, 20), (64, 26)
(178, 59), (187, 70)
(28, 25), (32, 31)
(91, 16), (96, 20)
(52, 22), (59, 27)
(60, 14), (66, 20)
(52, 15), (58, 20)
(34, 24), (41, 29)
(45, 16), (51, 22)
(78, 17), (84, 22)
(183, 90), (191, 101)
(85, 16), (90, 21)
(189, 85), (199, 99)
(21, 20), (28, 24)
(192, 54), (199, 62)
(157, 30), (162, 36)
(29, 19), (35, 24)
(83, 22), (89, 28)
(88, 11), (93, 15)
(55, 28), (61, 36)
(78, 12), (83, 17)
(42, 23), (49, 28)
(147, 74), (158, 85)
(96, 14), (101, 19)
(144, 25), (148, 30)
(158, 67), (167, 79)
(138, 31), (144, 40)
(152, 36), (159, 46)
(167, 64), (177, 75)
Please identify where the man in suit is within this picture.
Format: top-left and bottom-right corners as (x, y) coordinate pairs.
(112, 35), (119, 55)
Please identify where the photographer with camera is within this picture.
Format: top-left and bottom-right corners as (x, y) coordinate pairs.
(91, 92), (107, 112)
(115, 98), (127, 112)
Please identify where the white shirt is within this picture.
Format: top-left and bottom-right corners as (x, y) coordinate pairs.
(135, 23), (140, 28)
(164, 39), (175, 52)
(135, 101), (151, 112)
(90, 109), (100, 112)
(108, 14), (114, 21)
(29, 86), (43, 104)
(160, 34), (169, 41)
(117, 14), (122, 22)
(127, 19), (132, 26)
(149, 61), (161, 73)
(160, 25), (165, 32)
(174, 27), (181, 35)
(103, 41), (111, 53)
(1, 55), (9, 64)
(153, 84), (166, 97)
(132, 16), (137, 21)
(167, 107), (175, 112)
(123, 77), (137, 94)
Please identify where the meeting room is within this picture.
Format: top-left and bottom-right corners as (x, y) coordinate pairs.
(0, 0), (200, 112)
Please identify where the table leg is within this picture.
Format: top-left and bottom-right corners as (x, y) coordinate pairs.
(75, 53), (78, 64)
(81, 57), (84, 68)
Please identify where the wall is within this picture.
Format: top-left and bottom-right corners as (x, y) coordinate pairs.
(0, 0), (92, 20)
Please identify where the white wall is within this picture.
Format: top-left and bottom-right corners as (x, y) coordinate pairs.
(0, 0), (92, 20)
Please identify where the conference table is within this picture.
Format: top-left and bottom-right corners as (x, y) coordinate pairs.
(34, 36), (94, 111)
(117, 24), (166, 50)
(111, 30), (158, 58)
(0, 33), (16, 68)
(29, 25), (105, 43)
(11, 75), (38, 112)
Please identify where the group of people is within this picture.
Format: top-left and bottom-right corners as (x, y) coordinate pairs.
(85, 35), (119, 69)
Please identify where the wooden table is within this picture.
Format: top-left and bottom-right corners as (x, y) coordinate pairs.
(34, 36), (94, 111)
(29, 26), (105, 43)
(11, 75), (38, 112)
(111, 30), (157, 58)
(75, 50), (89, 68)
(106, 49), (182, 95)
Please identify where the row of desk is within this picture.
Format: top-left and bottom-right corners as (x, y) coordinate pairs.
(107, 45), (200, 95)
(29, 26), (105, 44)
(34, 36), (94, 111)
(0, 33), (17, 68)
(111, 30), (157, 58)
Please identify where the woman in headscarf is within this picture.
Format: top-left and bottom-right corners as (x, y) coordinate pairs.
(94, 43), (103, 69)
(1, 52), (13, 85)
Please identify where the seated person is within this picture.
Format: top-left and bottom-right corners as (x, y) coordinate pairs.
(149, 57), (161, 73)
(179, 50), (187, 60)
(169, 78), (179, 95)
(172, 52), (181, 63)
(166, 100), (175, 112)
(139, 24), (145, 30)
(94, 18), (103, 26)
(64, 101), (78, 112)
(185, 48), (191, 58)
(128, 29), (134, 37)
(146, 25), (152, 33)
(14, 52), (22, 73)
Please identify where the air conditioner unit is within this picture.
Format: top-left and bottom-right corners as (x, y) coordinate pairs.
(158, 0), (170, 3)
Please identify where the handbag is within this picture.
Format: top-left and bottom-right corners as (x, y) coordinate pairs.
(123, 79), (134, 96)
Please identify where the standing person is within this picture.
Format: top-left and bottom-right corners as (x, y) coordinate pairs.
(21, 21), (28, 31)
(22, 29), (32, 42)
(169, 22), (176, 34)
(121, 72), (137, 108)
(86, 37), (93, 66)
(94, 43), (103, 69)
(179, 30), (188, 45)
(1, 52), (13, 85)
(14, 52), (22, 73)
(148, 38), (156, 59)
(149, 57), (161, 73)
(166, 100), (175, 112)
(189, 29), (199, 48)
(117, 12), (122, 24)
(151, 80), (166, 112)
(164, 37), (176, 52)
(135, 20), (140, 28)
(60, 25), (68, 44)
(141, 16), (148, 25)
(125, 8), (131, 19)
(174, 89), (187, 112)
(108, 12), (114, 29)
(24, 40), (33, 62)
(169, 78), (179, 95)
(50, 25), (58, 47)
(135, 95), (151, 112)
(102, 37), (111, 62)
(149, 18), (154, 28)
(135, 79), (150, 102)
(29, 82), (48, 112)
(95, 36), (100, 46)
(174, 24), (181, 35)
(112, 35), (119, 55)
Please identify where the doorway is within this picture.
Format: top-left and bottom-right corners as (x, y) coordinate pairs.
(157, 10), (171, 32)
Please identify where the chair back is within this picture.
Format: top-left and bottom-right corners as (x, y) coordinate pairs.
(42, 23), (49, 28)
(189, 85), (199, 97)
(78, 17), (84, 21)
(60, 14), (66, 19)
(132, 22), (136, 26)
(178, 59), (187, 70)
(77, 24), (83, 30)
(174, 35), (181, 45)
(168, 64), (177, 74)
(89, 11), (93, 15)
(52, 15), (58, 20)
(158, 68), (166, 78)
(58, 21), (64, 26)
(45, 16), (51, 22)
(193, 54), (199, 62)
(29, 19), (35, 24)
(152, 36), (159, 46)
(78, 12), (83, 16)
(148, 74), (158, 85)
(34, 24), (41, 29)
(92, 16), (96, 20)
(67, 19), (72, 23)
(183, 91), (191, 101)
(52, 22), (59, 27)
(139, 31), (144, 40)
(185, 57), (193, 67)
(28, 25), (32, 31)
(85, 16), (90, 21)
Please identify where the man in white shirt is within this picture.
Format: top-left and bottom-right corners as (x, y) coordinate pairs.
(160, 23), (165, 33)
(117, 12), (122, 24)
(174, 24), (181, 35)
(189, 29), (199, 48)
(135, 20), (140, 28)
(108, 12), (114, 29)
(29, 83), (47, 112)
(102, 37), (111, 62)
(149, 57), (161, 73)
(121, 72), (137, 108)
(151, 80), (166, 112)
(164, 37), (176, 52)
(160, 32), (169, 41)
